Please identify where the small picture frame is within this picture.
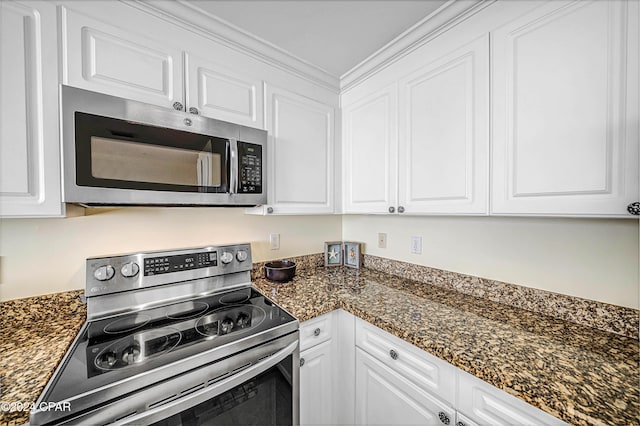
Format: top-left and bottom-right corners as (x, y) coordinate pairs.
(343, 242), (363, 269)
(324, 241), (343, 266)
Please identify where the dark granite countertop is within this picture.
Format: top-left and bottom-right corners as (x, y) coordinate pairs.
(252, 267), (639, 426)
(1, 266), (638, 425)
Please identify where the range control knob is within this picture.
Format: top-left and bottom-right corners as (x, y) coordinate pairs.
(121, 345), (141, 365)
(94, 265), (115, 281)
(220, 252), (234, 264)
(220, 318), (234, 334)
(236, 250), (248, 262)
(96, 351), (117, 369)
(236, 313), (250, 328)
(121, 262), (140, 278)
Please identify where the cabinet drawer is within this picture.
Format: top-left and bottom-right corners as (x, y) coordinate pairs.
(457, 370), (567, 426)
(300, 312), (333, 351)
(355, 318), (455, 405)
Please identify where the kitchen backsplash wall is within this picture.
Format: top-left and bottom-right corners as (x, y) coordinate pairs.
(2, 210), (637, 310)
(0, 208), (341, 301)
(343, 215), (639, 310)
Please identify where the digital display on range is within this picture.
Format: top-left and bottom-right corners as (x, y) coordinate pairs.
(144, 251), (217, 276)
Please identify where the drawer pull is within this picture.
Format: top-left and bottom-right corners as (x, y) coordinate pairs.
(300, 358), (305, 367)
(313, 328), (321, 337)
(456, 422), (465, 426)
(389, 349), (398, 360)
(438, 411), (450, 425)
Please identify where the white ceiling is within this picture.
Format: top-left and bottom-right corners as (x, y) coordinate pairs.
(189, 0), (449, 77)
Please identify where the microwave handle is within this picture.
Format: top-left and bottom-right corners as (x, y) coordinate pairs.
(229, 139), (238, 195)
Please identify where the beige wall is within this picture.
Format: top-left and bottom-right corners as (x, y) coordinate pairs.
(2, 210), (638, 310)
(343, 215), (639, 309)
(0, 208), (341, 301)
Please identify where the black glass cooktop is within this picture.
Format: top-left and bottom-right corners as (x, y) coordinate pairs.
(43, 287), (295, 403)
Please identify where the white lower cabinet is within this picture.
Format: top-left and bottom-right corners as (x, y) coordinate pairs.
(457, 370), (567, 426)
(310, 311), (568, 426)
(300, 340), (334, 426)
(355, 348), (455, 425)
(299, 312), (336, 426)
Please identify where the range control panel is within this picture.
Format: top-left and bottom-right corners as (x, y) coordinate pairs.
(237, 141), (262, 194)
(85, 243), (252, 298)
(143, 251), (218, 276)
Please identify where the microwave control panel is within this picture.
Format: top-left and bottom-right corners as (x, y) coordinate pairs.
(238, 142), (262, 194)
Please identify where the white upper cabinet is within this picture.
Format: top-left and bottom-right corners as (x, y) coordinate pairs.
(342, 33), (489, 216)
(62, 6), (184, 110)
(262, 84), (336, 214)
(61, 5), (267, 127)
(0, 0), (63, 217)
(398, 34), (489, 215)
(186, 54), (264, 128)
(491, 0), (639, 217)
(342, 84), (398, 214)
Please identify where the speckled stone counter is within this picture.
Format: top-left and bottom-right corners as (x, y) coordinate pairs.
(1, 291), (86, 426)
(253, 266), (640, 426)
(2, 266), (638, 426)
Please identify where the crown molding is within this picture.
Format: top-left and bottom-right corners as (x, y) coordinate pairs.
(124, 0), (340, 93)
(340, 0), (494, 92)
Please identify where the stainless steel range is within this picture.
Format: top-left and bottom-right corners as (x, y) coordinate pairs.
(30, 243), (299, 425)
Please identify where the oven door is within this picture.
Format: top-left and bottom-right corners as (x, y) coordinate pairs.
(60, 332), (299, 426)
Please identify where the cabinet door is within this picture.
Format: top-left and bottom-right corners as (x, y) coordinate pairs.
(398, 35), (489, 215)
(300, 340), (334, 426)
(491, 0), (639, 217)
(342, 84), (398, 214)
(457, 370), (567, 425)
(62, 6), (183, 109)
(264, 84), (335, 214)
(355, 348), (454, 426)
(0, 0), (63, 217)
(186, 54), (263, 128)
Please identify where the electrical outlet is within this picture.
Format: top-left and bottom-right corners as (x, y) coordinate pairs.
(411, 236), (422, 254)
(378, 233), (387, 248)
(269, 233), (280, 250)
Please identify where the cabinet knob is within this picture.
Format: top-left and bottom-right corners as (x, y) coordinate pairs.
(300, 358), (305, 367)
(313, 328), (321, 337)
(388, 206), (395, 213)
(398, 206), (405, 213)
(438, 411), (450, 425)
(266, 207), (274, 214)
(173, 102), (184, 111)
(389, 349), (398, 360)
(628, 202), (640, 215)
(188, 107), (199, 115)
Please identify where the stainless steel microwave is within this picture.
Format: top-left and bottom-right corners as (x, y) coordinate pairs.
(61, 86), (267, 207)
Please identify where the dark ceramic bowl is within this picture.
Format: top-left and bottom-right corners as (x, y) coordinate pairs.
(264, 260), (296, 282)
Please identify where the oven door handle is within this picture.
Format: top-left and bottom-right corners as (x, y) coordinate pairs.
(115, 340), (298, 425)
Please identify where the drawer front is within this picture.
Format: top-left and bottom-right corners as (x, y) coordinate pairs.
(300, 312), (333, 351)
(355, 318), (455, 405)
(457, 370), (568, 426)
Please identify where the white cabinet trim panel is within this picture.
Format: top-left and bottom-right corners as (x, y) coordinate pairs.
(491, 0), (639, 217)
(0, 0), (63, 217)
(398, 34), (489, 215)
(61, 5), (183, 108)
(186, 53), (264, 128)
(342, 84), (398, 214)
(265, 84), (336, 214)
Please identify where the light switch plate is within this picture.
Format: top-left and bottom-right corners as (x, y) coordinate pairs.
(411, 236), (422, 254)
(378, 233), (387, 248)
(269, 233), (280, 250)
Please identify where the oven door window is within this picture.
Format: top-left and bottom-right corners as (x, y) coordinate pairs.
(151, 354), (293, 426)
(75, 112), (229, 193)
